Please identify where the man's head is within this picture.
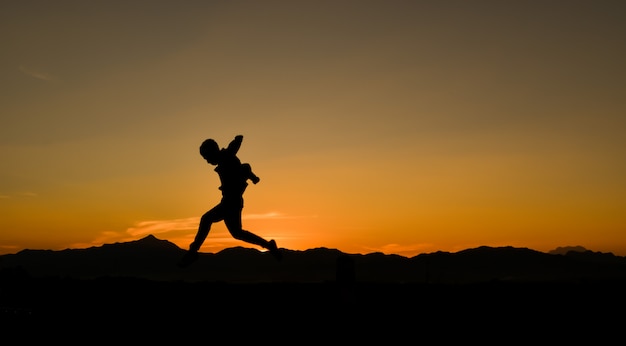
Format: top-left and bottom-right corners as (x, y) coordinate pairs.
(200, 139), (219, 165)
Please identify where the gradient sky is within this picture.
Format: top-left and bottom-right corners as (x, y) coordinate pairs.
(2, 0), (625, 257)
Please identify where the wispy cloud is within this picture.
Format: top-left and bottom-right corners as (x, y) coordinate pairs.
(68, 231), (136, 250)
(0, 244), (19, 252)
(72, 212), (303, 252)
(242, 211), (307, 220)
(69, 217), (230, 252)
(19, 65), (54, 81)
(243, 212), (283, 220)
(126, 217), (200, 237)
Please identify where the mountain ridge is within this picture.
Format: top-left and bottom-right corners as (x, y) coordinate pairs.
(2, 235), (625, 283)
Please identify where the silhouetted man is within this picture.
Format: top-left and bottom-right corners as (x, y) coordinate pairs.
(178, 135), (282, 267)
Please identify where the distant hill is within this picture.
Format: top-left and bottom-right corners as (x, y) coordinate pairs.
(1, 235), (625, 283)
(548, 245), (588, 255)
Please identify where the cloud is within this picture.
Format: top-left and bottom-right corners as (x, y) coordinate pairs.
(0, 244), (19, 252)
(68, 231), (134, 250)
(74, 212), (306, 253)
(243, 212), (287, 220)
(67, 218), (201, 250)
(243, 212), (317, 220)
(125, 217), (200, 237)
(19, 65), (54, 81)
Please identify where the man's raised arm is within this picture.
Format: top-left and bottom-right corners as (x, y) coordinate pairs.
(226, 135), (244, 154)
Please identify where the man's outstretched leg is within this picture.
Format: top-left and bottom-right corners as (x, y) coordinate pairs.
(233, 231), (282, 261)
(225, 216), (283, 261)
(178, 208), (220, 267)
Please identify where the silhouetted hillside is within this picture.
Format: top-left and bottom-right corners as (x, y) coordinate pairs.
(2, 236), (626, 342)
(2, 235), (625, 283)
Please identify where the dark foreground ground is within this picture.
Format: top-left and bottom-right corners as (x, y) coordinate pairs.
(2, 277), (625, 342)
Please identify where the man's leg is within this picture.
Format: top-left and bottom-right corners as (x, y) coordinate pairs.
(224, 211), (267, 247)
(224, 210), (282, 261)
(178, 204), (223, 267)
(190, 205), (223, 251)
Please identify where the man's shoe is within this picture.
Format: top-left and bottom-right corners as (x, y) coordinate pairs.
(268, 239), (283, 261)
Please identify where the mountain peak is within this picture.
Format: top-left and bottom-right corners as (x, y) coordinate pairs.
(139, 234), (158, 242)
(107, 234), (182, 252)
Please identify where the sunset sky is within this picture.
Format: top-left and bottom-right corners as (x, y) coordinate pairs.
(2, 1), (625, 257)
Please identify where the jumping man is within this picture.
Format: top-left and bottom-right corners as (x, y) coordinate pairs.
(178, 135), (282, 267)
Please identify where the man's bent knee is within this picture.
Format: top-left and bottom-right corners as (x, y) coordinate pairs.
(200, 212), (220, 225)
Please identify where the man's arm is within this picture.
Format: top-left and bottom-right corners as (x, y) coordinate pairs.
(226, 135), (243, 155)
